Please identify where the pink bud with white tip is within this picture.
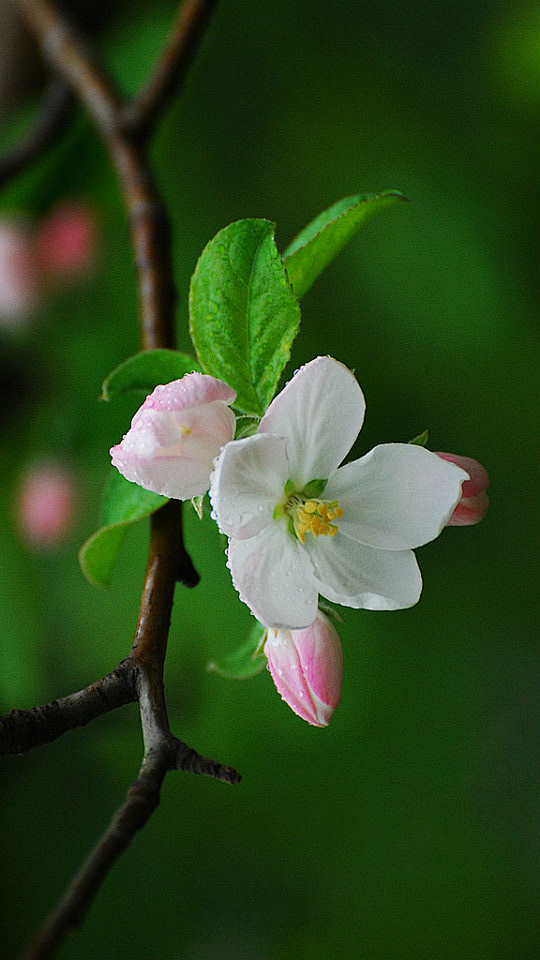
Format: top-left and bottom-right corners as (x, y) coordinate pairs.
(111, 373), (236, 500)
(265, 611), (343, 726)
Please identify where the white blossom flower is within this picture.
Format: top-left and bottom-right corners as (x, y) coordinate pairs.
(111, 373), (236, 500)
(210, 356), (468, 629)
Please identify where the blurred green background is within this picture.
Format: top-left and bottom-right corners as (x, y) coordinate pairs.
(0, 1), (537, 958)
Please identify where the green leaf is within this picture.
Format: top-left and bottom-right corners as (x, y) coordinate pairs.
(101, 349), (202, 401)
(301, 478), (328, 498)
(207, 622), (267, 680)
(79, 470), (168, 587)
(189, 219), (301, 415)
(190, 495), (204, 519)
(282, 190), (407, 299)
(234, 415), (260, 440)
(408, 429), (429, 446)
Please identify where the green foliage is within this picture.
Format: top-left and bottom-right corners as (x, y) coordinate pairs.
(282, 191), (407, 299)
(234, 415), (260, 439)
(408, 429), (429, 446)
(79, 470), (167, 587)
(207, 621), (267, 679)
(100, 349), (202, 401)
(301, 479), (328, 498)
(189, 219), (301, 415)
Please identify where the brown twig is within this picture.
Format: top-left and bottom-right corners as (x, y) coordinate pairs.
(3, 2), (236, 958)
(0, 75), (74, 189)
(120, 0), (218, 143)
(18, 738), (240, 960)
(0, 661), (137, 754)
(13, 0), (176, 350)
(18, 746), (170, 960)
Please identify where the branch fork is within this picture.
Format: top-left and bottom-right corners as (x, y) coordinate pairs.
(1, 3), (236, 958)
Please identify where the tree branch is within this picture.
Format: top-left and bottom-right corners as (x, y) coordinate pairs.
(120, 0), (218, 143)
(0, 661), (137, 754)
(3, 3), (238, 958)
(13, 0), (177, 350)
(0, 75), (74, 189)
(19, 746), (170, 960)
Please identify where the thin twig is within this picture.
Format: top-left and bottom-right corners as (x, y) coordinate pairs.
(0, 75), (74, 189)
(13, 0), (177, 350)
(5, 3), (237, 957)
(120, 0), (218, 142)
(19, 733), (239, 960)
(0, 661), (137, 754)
(17, 500), (239, 960)
(18, 747), (170, 960)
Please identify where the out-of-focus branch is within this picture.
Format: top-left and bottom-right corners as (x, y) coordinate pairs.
(13, 0), (177, 350)
(2, 3), (236, 958)
(120, 0), (218, 142)
(0, 75), (74, 189)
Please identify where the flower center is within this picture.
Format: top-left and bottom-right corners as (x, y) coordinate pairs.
(285, 494), (344, 544)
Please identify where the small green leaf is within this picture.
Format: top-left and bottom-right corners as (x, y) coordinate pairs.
(189, 219), (301, 415)
(234, 415), (260, 440)
(318, 603), (344, 624)
(408, 429), (429, 446)
(101, 349), (202, 401)
(79, 525), (131, 590)
(79, 470), (168, 587)
(283, 190), (407, 299)
(191, 495), (204, 519)
(207, 622), (267, 680)
(302, 478), (328, 498)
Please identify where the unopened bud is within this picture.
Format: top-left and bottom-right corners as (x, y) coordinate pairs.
(265, 611), (343, 726)
(110, 373), (236, 500)
(435, 452), (489, 525)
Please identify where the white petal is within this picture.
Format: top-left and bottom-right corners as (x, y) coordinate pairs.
(326, 443), (469, 550)
(304, 532), (422, 610)
(258, 356), (365, 487)
(210, 433), (289, 539)
(227, 522), (320, 628)
(113, 455), (212, 500)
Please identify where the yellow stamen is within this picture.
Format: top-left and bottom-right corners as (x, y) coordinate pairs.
(285, 493), (344, 543)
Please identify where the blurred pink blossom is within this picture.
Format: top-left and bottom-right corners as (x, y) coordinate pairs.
(0, 221), (40, 328)
(264, 611), (344, 726)
(435, 453), (489, 525)
(36, 202), (97, 280)
(16, 463), (78, 550)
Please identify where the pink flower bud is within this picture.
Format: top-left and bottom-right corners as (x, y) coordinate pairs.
(36, 202), (96, 280)
(0, 221), (40, 328)
(110, 373), (237, 500)
(16, 463), (78, 550)
(264, 611), (344, 726)
(435, 452), (489, 525)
